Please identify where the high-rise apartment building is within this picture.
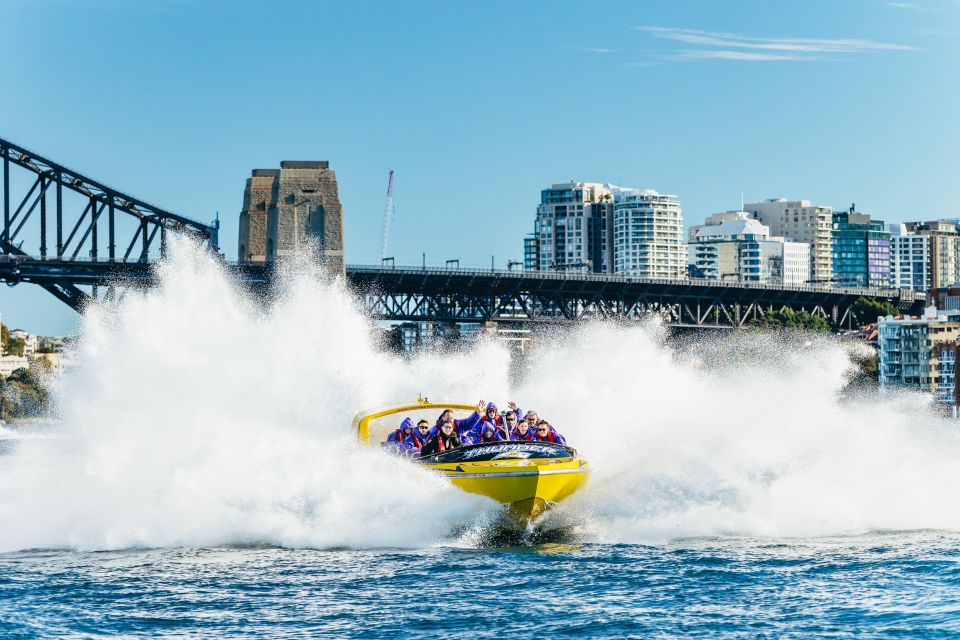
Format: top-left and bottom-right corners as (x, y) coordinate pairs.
(879, 308), (960, 395)
(743, 198), (833, 285)
(888, 224), (931, 292)
(687, 212), (809, 285)
(613, 190), (686, 279)
(903, 220), (960, 290)
(238, 161), (344, 274)
(534, 182), (614, 273)
(831, 207), (890, 288)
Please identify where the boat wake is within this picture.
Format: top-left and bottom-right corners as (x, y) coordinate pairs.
(1, 240), (959, 552)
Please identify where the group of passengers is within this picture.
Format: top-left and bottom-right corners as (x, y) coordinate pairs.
(383, 400), (567, 456)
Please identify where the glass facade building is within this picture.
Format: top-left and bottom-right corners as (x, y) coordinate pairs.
(523, 232), (539, 271)
(831, 209), (890, 288)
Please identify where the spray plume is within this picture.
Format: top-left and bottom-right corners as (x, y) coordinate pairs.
(0, 241), (958, 552)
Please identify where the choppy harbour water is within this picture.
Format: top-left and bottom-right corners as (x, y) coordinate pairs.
(3, 533), (960, 638)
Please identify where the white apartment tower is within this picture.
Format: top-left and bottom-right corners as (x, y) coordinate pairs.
(743, 198), (833, 285)
(535, 182), (615, 273)
(9, 329), (37, 357)
(888, 224), (932, 292)
(613, 190), (686, 279)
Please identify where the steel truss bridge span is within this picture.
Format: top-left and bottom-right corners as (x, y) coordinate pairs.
(0, 136), (219, 308)
(346, 265), (925, 330)
(0, 259), (925, 328)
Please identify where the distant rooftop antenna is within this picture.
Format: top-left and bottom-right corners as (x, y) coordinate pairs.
(740, 192), (744, 212)
(379, 170), (395, 261)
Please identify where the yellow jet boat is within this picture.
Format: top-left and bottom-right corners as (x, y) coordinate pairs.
(353, 398), (591, 526)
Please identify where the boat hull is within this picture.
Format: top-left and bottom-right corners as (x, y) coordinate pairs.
(424, 456), (591, 525)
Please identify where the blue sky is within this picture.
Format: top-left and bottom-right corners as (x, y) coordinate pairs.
(1, 0), (958, 334)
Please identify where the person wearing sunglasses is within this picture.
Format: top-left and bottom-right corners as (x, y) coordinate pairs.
(430, 400), (485, 440)
(404, 419), (431, 453)
(420, 418), (462, 456)
(507, 410), (535, 441)
(531, 419), (567, 445)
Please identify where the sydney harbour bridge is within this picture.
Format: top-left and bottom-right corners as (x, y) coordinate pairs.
(0, 136), (925, 330)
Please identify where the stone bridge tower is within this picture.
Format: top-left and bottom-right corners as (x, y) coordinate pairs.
(238, 160), (344, 274)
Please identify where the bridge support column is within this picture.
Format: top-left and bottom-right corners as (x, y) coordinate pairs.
(56, 173), (63, 257)
(39, 174), (46, 258)
(2, 148), (8, 244)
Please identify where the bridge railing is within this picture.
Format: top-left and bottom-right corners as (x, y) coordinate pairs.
(345, 264), (923, 300)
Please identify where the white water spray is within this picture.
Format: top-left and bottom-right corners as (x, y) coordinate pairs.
(0, 241), (958, 552)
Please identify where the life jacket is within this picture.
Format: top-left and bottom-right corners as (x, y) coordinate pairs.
(511, 428), (534, 442)
(486, 414), (504, 427)
(478, 430), (498, 443)
(408, 432), (424, 449)
(535, 429), (556, 443)
(436, 433), (456, 453)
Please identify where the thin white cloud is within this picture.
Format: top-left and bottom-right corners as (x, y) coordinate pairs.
(678, 50), (819, 62)
(579, 47), (618, 54)
(886, 2), (942, 11)
(635, 26), (917, 53)
(623, 61), (660, 67)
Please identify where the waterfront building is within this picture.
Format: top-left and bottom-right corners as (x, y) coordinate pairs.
(937, 339), (959, 409)
(687, 212), (809, 285)
(0, 355), (29, 377)
(37, 335), (68, 352)
(878, 307), (960, 395)
(831, 206), (890, 288)
(743, 198), (833, 285)
(888, 224), (932, 292)
(9, 329), (37, 357)
(534, 182), (616, 273)
(903, 220), (960, 290)
(28, 352), (67, 375)
(238, 161), (344, 274)
(930, 287), (960, 312)
(613, 190), (686, 279)
(688, 210), (752, 243)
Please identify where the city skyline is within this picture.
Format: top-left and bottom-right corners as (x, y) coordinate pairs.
(2, 0), (958, 333)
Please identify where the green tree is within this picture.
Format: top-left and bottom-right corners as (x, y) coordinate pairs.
(750, 309), (831, 333)
(1, 323), (25, 356)
(6, 337), (25, 357)
(852, 297), (898, 324)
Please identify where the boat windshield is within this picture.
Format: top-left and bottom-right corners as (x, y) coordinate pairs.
(419, 441), (576, 464)
(364, 406), (476, 445)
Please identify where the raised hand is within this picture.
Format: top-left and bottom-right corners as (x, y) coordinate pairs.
(507, 401), (518, 411)
(477, 399), (486, 414)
